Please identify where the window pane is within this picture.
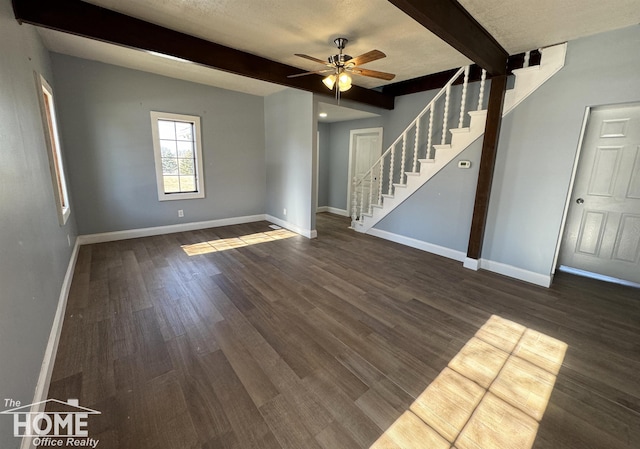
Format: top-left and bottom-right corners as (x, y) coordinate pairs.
(177, 140), (194, 158)
(158, 120), (176, 140)
(160, 140), (177, 158)
(163, 176), (180, 193)
(175, 122), (193, 141)
(162, 157), (179, 175)
(178, 158), (195, 175)
(180, 176), (196, 192)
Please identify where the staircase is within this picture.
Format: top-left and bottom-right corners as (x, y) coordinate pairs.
(351, 43), (567, 233)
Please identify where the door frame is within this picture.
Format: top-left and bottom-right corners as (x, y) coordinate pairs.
(346, 127), (383, 217)
(551, 107), (591, 274)
(552, 101), (640, 282)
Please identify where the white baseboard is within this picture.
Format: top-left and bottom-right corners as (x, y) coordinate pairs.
(265, 215), (317, 239)
(327, 207), (349, 217)
(317, 206), (349, 217)
(367, 228), (466, 262)
(77, 214), (266, 244)
(21, 238), (80, 449)
(476, 259), (552, 288)
(463, 257), (480, 270)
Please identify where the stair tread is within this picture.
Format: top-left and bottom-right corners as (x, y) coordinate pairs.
(393, 183), (407, 188)
(512, 64), (541, 75)
(405, 171), (420, 176)
(418, 158), (435, 163)
(450, 127), (471, 134)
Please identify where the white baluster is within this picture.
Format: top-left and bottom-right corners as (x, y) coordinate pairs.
(400, 133), (407, 184)
(427, 106), (434, 159)
(412, 117), (421, 172)
(458, 66), (470, 129)
(378, 160), (384, 205)
(523, 51), (531, 68)
(351, 176), (358, 223)
(359, 188), (364, 220)
(441, 84), (451, 145)
(368, 173), (374, 214)
(477, 69), (486, 111)
(388, 145), (395, 195)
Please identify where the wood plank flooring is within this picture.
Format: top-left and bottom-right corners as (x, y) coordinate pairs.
(46, 213), (640, 448)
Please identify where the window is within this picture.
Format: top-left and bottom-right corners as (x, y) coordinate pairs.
(150, 111), (205, 201)
(36, 73), (70, 225)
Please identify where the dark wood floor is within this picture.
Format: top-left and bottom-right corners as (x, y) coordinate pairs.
(46, 213), (640, 448)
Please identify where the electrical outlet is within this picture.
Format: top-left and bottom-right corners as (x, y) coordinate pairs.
(283, 208), (287, 216)
(178, 209), (184, 218)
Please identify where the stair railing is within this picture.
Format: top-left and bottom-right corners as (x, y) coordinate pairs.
(351, 65), (485, 227)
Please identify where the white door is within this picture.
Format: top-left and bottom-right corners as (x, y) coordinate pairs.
(559, 103), (640, 283)
(348, 128), (383, 216)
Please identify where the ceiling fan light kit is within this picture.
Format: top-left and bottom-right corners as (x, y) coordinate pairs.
(289, 37), (394, 103)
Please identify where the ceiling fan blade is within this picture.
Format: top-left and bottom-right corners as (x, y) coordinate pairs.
(287, 69), (334, 78)
(349, 50), (386, 67)
(350, 67), (396, 81)
(294, 53), (330, 65)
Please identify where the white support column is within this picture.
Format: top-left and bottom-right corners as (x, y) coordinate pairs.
(523, 50), (531, 68)
(477, 69), (487, 111)
(458, 65), (470, 129)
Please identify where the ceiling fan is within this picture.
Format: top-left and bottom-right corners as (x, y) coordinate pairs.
(288, 37), (395, 101)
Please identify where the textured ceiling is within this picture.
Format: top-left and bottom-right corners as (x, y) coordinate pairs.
(38, 0), (640, 97)
(458, 0), (640, 54)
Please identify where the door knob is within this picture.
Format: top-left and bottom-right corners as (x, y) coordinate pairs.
(576, 198), (584, 204)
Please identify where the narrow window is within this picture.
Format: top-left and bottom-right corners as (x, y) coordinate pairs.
(37, 74), (70, 225)
(150, 111), (205, 201)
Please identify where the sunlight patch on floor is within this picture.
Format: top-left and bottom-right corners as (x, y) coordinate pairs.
(370, 315), (568, 449)
(181, 229), (297, 256)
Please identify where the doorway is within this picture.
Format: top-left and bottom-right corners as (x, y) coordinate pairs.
(558, 103), (640, 284)
(347, 127), (383, 217)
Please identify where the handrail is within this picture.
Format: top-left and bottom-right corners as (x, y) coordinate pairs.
(353, 66), (466, 188)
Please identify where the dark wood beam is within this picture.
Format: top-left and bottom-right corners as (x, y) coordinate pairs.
(387, 0), (509, 76)
(466, 74), (507, 260)
(13, 0), (395, 110)
(383, 51), (540, 97)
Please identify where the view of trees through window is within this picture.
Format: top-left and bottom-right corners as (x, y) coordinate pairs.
(158, 119), (197, 193)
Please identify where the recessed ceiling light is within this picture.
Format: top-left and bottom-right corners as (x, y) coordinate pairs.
(319, 112), (328, 118)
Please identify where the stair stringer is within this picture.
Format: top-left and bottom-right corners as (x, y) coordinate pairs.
(354, 110), (487, 231)
(503, 43), (567, 115)
(353, 43), (567, 233)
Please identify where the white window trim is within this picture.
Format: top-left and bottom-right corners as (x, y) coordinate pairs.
(150, 111), (205, 201)
(36, 73), (71, 226)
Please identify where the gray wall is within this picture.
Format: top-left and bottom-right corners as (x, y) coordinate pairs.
(325, 84), (482, 212)
(0, 1), (78, 446)
(317, 122), (330, 208)
(375, 138), (482, 253)
(483, 25), (640, 277)
(265, 89), (316, 234)
(51, 54), (267, 235)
